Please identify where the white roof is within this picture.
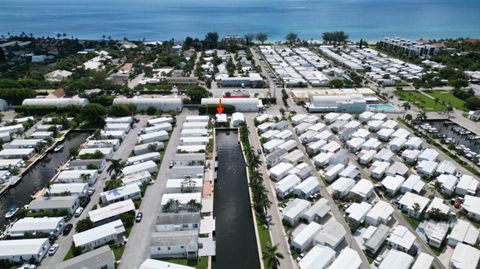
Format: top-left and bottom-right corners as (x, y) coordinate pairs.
(346, 202), (372, 222)
(48, 183), (88, 195)
(79, 147), (113, 157)
(437, 174), (458, 192)
(0, 148), (34, 156)
(457, 175), (479, 195)
(399, 192), (430, 212)
(379, 249), (414, 269)
(328, 247), (362, 269)
(299, 245), (335, 269)
(405, 136), (423, 149)
(122, 160), (157, 175)
(122, 171), (152, 185)
(10, 217), (63, 233)
(411, 252), (434, 269)
(331, 177), (355, 193)
(427, 197), (450, 215)
(463, 195), (480, 216)
(101, 184), (140, 202)
(450, 243), (480, 269)
(127, 152), (160, 164)
(352, 128), (370, 139)
(436, 160), (457, 174)
(381, 119), (398, 129)
(270, 162), (294, 176)
(73, 220), (125, 247)
(0, 238), (48, 257)
(140, 259), (194, 269)
(350, 179), (373, 198)
(449, 219), (480, 246)
(417, 160), (438, 174)
(294, 176), (320, 194)
(292, 222), (322, 248)
(314, 218), (346, 247)
(419, 148), (439, 161)
(391, 128), (410, 139)
(161, 192), (202, 205)
(148, 117), (173, 125)
(57, 170), (97, 180)
(388, 225), (416, 250)
(382, 175), (405, 192)
(283, 199), (310, 220)
(367, 200), (394, 223)
(89, 199), (135, 223)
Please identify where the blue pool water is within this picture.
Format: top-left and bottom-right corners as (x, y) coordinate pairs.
(369, 104), (396, 111)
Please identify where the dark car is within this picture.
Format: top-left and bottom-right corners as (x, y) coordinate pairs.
(63, 224), (73, 236)
(257, 149), (262, 155)
(136, 212), (143, 223)
(80, 197), (90, 207)
(63, 214), (72, 222)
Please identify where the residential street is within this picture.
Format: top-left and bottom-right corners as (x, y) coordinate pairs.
(119, 109), (196, 269)
(40, 116), (150, 269)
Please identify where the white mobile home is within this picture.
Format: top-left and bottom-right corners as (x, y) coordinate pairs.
(134, 142), (164, 155)
(9, 217), (65, 238)
(282, 198), (310, 226)
(122, 161), (158, 176)
(138, 130), (169, 144)
(73, 220), (125, 251)
(275, 174), (301, 198)
(57, 170), (98, 185)
(269, 162), (294, 181)
(127, 152), (161, 165)
(100, 184), (141, 204)
(0, 238), (50, 263)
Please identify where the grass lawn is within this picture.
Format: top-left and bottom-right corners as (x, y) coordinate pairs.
(395, 90), (447, 112)
(63, 247), (74, 261)
(426, 91), (467, 111)
(161, 257), (208, 269)
(256, 219), (272, 268)
(403, 214), (421, 229)
(112, 245), (125, 261)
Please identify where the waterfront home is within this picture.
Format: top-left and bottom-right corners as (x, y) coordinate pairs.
(78, 148), (114, 160)
(282, 198), (310, 226)
(57, 169), (98, 185)
(448, 219), (479, 247)
(134, 142), (164, 155)
(365, 200), (394, 226)
(231, 112), (245, 127)
(36, 125), (62, 132)
(100, 184), (141, 205)
(56, 245), (115, 269)
(170, 166), (204, 178)
(9, 217), (65, 238)
(329, 247), (362, 269)
(47, 183), (89, 197)
(67, 159), (107, 172)
(140, 259), (195, 269)
(31, 131), (54, 139)
(149, 230), (198, 259)
(166, 178), (203, 193)
(85, 139), (120, 150)
(173, 153), (205, 167)
(379, 249), (414, 269)
(29, 196), (79, 215)
(88, 199), (135, 224)
(122, 160), (158, 176)
(450, 243), (480, 269)
(177, 145), (206, 153)
(138, 131), (169, 144)
(313, 218), (346, 249)
(0, 238), (50, 263)
(0, 148), (35, 160)
(292, 222), (322, 251)
(161, 193), (202, 209)
(398, 192), (429, 218)
(0, 123), (24, 134)
(299, 245), (335, 269)
(73, 220), (125, 251)
(155, 212), (200, 232)
(400, 175), (425, 194)
(0, 159), (24, 169)
(387, 225), (416, 253)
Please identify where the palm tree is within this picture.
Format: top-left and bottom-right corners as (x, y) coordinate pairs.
(107, 159), (124, 177)
(80, 173), (91, 184)
(162, 199), (180, 213)
(402, 102), (411, 118)
(187, 199), (202, 212)
(44, 180), (52, 196)
(262, 244), (284, 269)
(415, 111), (427, 123)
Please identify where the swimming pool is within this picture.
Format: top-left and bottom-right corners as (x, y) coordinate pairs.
(369, 104), (396, 111)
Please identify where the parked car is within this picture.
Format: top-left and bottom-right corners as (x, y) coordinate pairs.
(63, 214), (72, 222)
(88, 187), (95, 196)
(169, 160), (174, 168)
(80, 197), (90, 207)
(48, 244), (59, 256)
(136, 212), (143, 223)
(74, 207), (84, 217)
(63, 224), (73, 236)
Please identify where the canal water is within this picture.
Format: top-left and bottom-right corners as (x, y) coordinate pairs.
(213, 130), (260, 269)
(0, 131), (89, 229)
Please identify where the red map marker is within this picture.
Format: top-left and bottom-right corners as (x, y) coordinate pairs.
(217, 99), (224, 115)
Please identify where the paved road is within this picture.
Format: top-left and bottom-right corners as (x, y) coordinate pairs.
(40, 116), (150, 269)
(119, 109), (196, 269)
(246, 116), (297, 269)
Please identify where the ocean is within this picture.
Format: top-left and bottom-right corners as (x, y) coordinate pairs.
(0, 0), (479, 41)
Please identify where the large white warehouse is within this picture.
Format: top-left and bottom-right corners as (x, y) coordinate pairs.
(113, 97), (183, 111)
(201, 98), (263, 112)
(22, 98), (90, 107)
(307, 94), (366, 113)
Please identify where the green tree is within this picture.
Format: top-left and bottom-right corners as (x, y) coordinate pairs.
(256, 33), (268, 44)
(203, 32), (219, 49)
(286, 33), (298, 46)
(82, 103), (107, 127)
(75, 218), (94, 232)
(107, 159), (125, 177)
(69, 145), (80, 157)
(186, 86), (211, 104)
(262, 243), (284, 269)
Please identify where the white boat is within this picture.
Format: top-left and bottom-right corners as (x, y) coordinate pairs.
(54, 144), (64, 152)
(4, 205), (19, 219)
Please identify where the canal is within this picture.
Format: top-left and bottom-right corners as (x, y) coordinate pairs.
(0, 131), (89, 229)
(213, 130), (260, 269)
